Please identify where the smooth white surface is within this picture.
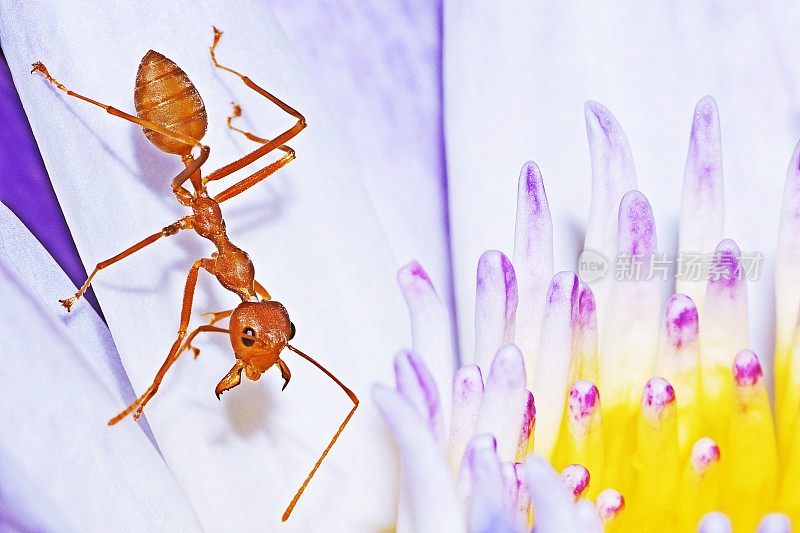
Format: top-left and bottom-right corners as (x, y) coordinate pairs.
(0, 203), (200, 532)
(0, 2), (413, 530)
(445, 1), (800, 366)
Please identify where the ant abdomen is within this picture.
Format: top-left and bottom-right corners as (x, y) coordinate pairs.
(134, 50), (207, 156)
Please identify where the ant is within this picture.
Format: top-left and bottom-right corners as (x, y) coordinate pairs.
(32, 27), (358, 521)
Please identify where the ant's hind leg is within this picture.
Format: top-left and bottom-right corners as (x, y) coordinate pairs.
(60, 217), (192, 311)
(31, 62), (210, 199)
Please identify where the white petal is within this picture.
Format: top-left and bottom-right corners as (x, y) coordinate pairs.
(474, 250), (518, 375)
(600, 191), (660, 406)
(398, 260), (455, 417)
(1, 2), (409, 528)
(698, 512), (732, 533)
(394, 350), (444, 445)
(474, 345), (528, 461)
(373, 385), (464, 533)
(524, 456), (579, 533)
(464, 438), (516, 533)
(271, 1), (453, 312)
(583, 101), (639, 270)
(676, 96), (724, 311)
(533, 272), (579, 457)
(574, 500), (603, 533)
(757, 514), (791, 533)
(0, 204), (199, 531)
(449, 364), (485, 469)
(0, 446), (76, 532)
(512, 161), (554, 386)
(776, 140), (800, 352)
(701, 239), (749, 401)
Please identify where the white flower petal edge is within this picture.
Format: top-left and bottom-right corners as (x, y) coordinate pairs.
(0, 203), (200, 531)
(373, 384), (465, 533)
(1, 1), (412, 529)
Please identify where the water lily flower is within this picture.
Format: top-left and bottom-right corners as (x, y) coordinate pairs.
(3, 2), (800, 532)
(375, 96), (798, 531)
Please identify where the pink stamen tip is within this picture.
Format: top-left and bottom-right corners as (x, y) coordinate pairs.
(407, 260), (430, 282)
(560, 464), (590, 501)
(691, 437), (721, 474)
(664, 294), (698, 348)
(643, 377), (675, 411)
(596, 489), (625, 523)
(568, 380), (600, 421)
(733, 350), (762, 386)
(519, 391), (536, 436)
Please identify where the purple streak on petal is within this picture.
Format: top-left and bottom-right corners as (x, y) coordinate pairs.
(619, 190), (656, 256)
(708, 239), (743, 293)
(520, 161), (548, 224)
(516, 390), (536, 459)
(474, 250), (518, 373)
(688, 96), (722, 190)
(456, 433), (497, 499)
(664, 294), (699, 349)
(733, 349), (763, 387)
(394, 350), (443, 442)
(0, 54), (99, 314)
(577, 284), (596, 327)
(449, 364), (484, 466)
(405, 259), (432, 285)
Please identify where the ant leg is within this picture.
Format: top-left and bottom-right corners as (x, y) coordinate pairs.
(210, 27), (306, 129)
(31, 62), (208, 159)
(254, 280), (271, 301)
(277, 359), (291, 391)
(108, 258), (213, 425)
(226, 102), (293, 155)
(214, 151), (295, 203)
(60, 217), (192, 311)
(282, 345), (359, 521)
(178, 324), (230, 358)
(200, 28), (306, 199)
(31, 62), (211, 201)
(184, 309), (236, 358)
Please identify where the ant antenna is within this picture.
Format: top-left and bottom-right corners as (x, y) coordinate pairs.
(282, 345), (359, 521)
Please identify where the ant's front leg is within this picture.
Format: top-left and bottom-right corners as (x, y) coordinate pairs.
(109, 258), (213, 424)
(60, 217), (193, 311)
(184, 309), (235, 358)
(277, 359), (291, 391)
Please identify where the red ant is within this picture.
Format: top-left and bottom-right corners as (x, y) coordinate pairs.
(32, 27), (358, 521)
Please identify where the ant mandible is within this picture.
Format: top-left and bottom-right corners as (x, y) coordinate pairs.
(32, 27), (358, 521)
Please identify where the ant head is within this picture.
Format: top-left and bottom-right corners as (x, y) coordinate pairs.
(228, 300), (295, 373)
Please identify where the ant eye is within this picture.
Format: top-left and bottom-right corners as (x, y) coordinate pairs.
(242, 327), (256, 347)
(289, 322), (296, 340)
